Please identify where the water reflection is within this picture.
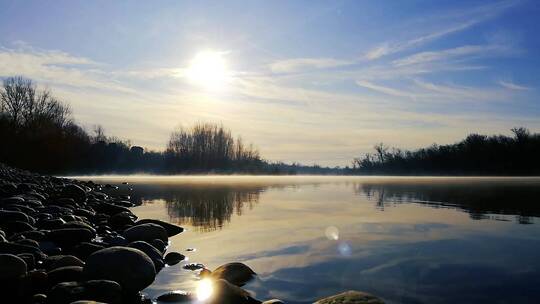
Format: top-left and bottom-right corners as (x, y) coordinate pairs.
(87, 176), (540, 303)
(128, 183), (265, 231)
(358, 178), (540, 224)
(125, 178), (540, 229)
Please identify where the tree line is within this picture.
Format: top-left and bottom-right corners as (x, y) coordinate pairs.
(0, 76), (267, 174)
(351, 128), (540, 175)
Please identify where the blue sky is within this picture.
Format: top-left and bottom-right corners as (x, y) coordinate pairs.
(1, 0), (539, 166)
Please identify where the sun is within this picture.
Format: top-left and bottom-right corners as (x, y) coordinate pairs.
(186, 50), (230, 89)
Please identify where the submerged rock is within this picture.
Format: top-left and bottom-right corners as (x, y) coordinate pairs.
(156, 290), (192, 302)
(208, 279), (260, 304)
(210, 262), (257, 286)
(314, 291), (385, 304)
(83, 246), (156, 293)
(164, 251), (185, 266)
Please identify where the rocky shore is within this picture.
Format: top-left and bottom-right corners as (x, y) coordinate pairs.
(0, 163), (384, 304)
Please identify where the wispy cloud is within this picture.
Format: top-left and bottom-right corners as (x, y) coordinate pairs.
(392, 45), (507, 67)
(356, 80), (413, 98)
(498, 80), (531, 91)
(363, 0), (519, 60)
(269, 57), (352, 73)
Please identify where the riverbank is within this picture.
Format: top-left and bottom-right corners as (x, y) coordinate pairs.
(0, 163), (384, 304)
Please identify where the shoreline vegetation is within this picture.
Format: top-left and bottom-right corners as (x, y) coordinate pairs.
(1, 76), (539, 176)
(0, 162), (384, 304)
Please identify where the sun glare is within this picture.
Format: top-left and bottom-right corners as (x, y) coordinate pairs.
(196, 278), (214, 301)
(186, 50), (230, 90)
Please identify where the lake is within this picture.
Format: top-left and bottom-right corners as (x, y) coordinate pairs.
(80, 176), (540, 304)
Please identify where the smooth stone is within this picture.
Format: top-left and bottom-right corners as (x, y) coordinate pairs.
(128, 241), (165, 271)
(0, 220), (36, 235)
(48, 228), (95, 246)
(0, 254), (27, 279)
(314, 291), (385, 304)
(123, 223), (168, 243)
(69, 242), (104, 260)
(136, 219), (184, 237)
(0, 210), (30, 223)
(17, 253), (35, 270)
(211, 262), (257, 287)
(164, 252), (185, 266)
(47, 266), (84, 287)
(83, 246), (156, 293)
(62, 184), (87, 202)
(32, 293), (47, 304)
(49, 280), (122, 304)
(262, 300), (285, 304)
(156, 290), (192, 302)
(45, 255), (85, 271)
(208, 279), (260, 304)
(151, 239), (167, 253)
(0, 242), (46, 260)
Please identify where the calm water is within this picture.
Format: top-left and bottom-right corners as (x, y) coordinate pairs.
(82, 176), (540, 304)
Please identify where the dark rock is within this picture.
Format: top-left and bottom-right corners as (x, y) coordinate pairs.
(128, 241), (164, 271)
(156, 290), (193, 302)
(109, 212), (135, 229)
(48, 280), (122, 304)
(164, 252), (185, 266)
(0, 254), (27, 279)
(62, 184), (87, 203)
(151, 239), (167, 253)
(16, 238), (39, 248)
(0, 210), (30, 223)
(44, 255), (85, 271)
(262, 300), (285, 304)
(0, 241), (46, 260)
(208, 279), (260, 304)
(83, 246), (156, 293)
(314, 291), (385, 304)
(17, 253), (35, 270)
(0, 220), (36, 235)
(32, 293), (47, 304)
(47, 228), (95, 246)
(69, 242), (104, 260)
(136, 219), (184, 237)
(123, 223), (168, 243)
(38, 218), (66, 230)
(11, 230), (46, 241)
(47, 266), (84, 287)
(183, 263), (205, 271)
(210, 262), (257, 287)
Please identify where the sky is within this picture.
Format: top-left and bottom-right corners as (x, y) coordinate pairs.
(1, 0), (539, 166)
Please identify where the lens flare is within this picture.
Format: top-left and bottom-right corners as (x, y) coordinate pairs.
(325, 226), (339, 240)
(196, 278), (214, 301)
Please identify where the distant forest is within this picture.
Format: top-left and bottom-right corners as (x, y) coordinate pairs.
(352, 128), (540, 175)
(1, 76), (538, 176)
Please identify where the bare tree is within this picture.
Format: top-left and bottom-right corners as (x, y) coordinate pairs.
(0, 76), (71, 127)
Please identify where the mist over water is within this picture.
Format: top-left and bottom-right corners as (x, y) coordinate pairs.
(84, 176), (540, 304)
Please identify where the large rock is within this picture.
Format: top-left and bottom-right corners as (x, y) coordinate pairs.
(210, 262), (257, 286)
(136, 219), (183, 237)
(47, 266), (84, 287)
(123, 223), (168, 243)
(314, 291), (384, 304)
(0, 254), (27, 280)
(208, 279), (259, 304)
(127, 241), (164, 271)
(48, 228), (96, 246)
(164, 252), (185, 266)
(49, 280), (122, 304)
(83, 246), (156, 293)
(62, 184), (87, 203)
